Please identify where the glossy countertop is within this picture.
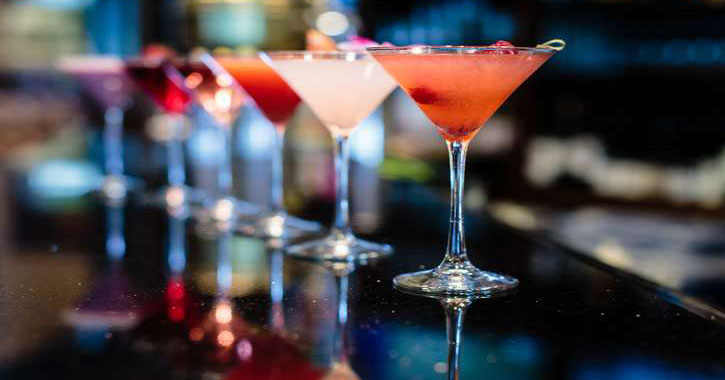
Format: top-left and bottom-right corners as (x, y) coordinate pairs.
(0, 183), (723, 380)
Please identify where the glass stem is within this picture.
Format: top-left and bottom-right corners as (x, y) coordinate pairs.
(167, 114), (186, 187)
(443, 140), (470, 267)
(332, 134), (352, 238)
(270, 126), (286, 215)
(333, 272), (350, 365)
(103, 106), (124, 179)
(217, 231), (232, 298)
(218, 126), (234, 200)
(443, 298), (470, 380)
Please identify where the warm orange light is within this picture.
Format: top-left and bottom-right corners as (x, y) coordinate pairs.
(185, 72), (203, 89)
(215, 302), (233, 324)
(189, 327), (204, 341)
(217, 330), (235, 347)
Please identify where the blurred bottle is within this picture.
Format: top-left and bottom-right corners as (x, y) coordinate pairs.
(85, 0), (141, 56)
(191, 0), (266, 49)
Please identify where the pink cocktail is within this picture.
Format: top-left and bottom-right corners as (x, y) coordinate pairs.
(369, 40), (564, 297)
(57, 55), (135, 201)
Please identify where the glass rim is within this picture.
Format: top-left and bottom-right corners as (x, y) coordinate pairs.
(366, 45), (558, 55)
(261, 51), (372, 60)
(56, 55), (126, 71)
(211, 50), (261, 59)
(124, 56), (167, 66)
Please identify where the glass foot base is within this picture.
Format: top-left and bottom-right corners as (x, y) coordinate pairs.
(95, 175), (143, 204)
(393, 263), (518, 298)
(236, 213), (322, 240)
(192, 197), (262, 236)
(139, 185), (208, 214)
(286, 234), (393, 262)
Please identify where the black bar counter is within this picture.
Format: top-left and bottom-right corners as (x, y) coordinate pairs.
(0, 183), (723, 380)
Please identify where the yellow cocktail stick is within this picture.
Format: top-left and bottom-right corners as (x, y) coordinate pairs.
(536, 39), (566, 51)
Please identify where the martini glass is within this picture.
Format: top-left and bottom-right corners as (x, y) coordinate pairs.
(262, 51), (397, 261)
(211, 53), (322, 240)
(368, 41), (564, 296)
(57, 55), (135, 202)
(173, 53), (256, 229)
(126, 57), (195, 213)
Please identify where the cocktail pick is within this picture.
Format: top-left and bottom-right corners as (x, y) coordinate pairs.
(536, 39), (567, 51)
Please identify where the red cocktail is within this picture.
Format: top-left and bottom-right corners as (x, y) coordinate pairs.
(211, 54), (319, 239)
(127, 57), (192, 213)
(126, 59), (191, 115)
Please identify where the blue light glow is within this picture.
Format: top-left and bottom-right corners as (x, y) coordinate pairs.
(351, 109), (385, 168)
(188, 125), (226, 166)
(28, 159), (101, 199)
(575, 358), (722, 380)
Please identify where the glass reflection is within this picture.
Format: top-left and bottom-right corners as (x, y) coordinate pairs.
(131, 210), (197, 355)
(292, 259), (382, 380)
(394, 287), (485, 380)
(187, 230), (248, 362)
(324, 261), (361, 380)
(193, 235), (324, 378)
(105, 203), (125, 261)
(63, 203), (138, 332)
(267, 243), (286, 333)
(165, 214), (188, 323)
(441, 297), (471, 380)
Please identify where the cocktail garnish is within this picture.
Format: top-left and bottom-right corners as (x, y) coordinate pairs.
(409, 87), (442, 105)
(486, 40), (517, 55)
(337, 36), (392, 52)
(306, 29), (337, 51)
(305, 30), (392, 52)
(142, 44), (177, 59)
(536, 39), (566, 51)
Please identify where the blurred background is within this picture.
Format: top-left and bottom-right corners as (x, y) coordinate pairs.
(0, 1), (724, 379)
(0, 0), (724, 326)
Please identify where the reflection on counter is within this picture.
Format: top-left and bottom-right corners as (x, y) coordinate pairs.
(0, 198), (722, 379)
(63, 204), (139, 332)
(0, 1), (723, 379)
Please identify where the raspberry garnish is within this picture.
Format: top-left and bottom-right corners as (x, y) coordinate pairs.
(490, 40), (514, 48)
(487, 40), (517, 55)
(337, 36), (393, 52)
(409, 87), (441, 105)
(142, 44), (176, 59)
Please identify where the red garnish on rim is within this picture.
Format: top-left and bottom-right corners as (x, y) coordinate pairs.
(142, 44), (177, 59)
(486, 40), (517, 55)
(337, 36), (394, 52)
(409, 87), (441, 105)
